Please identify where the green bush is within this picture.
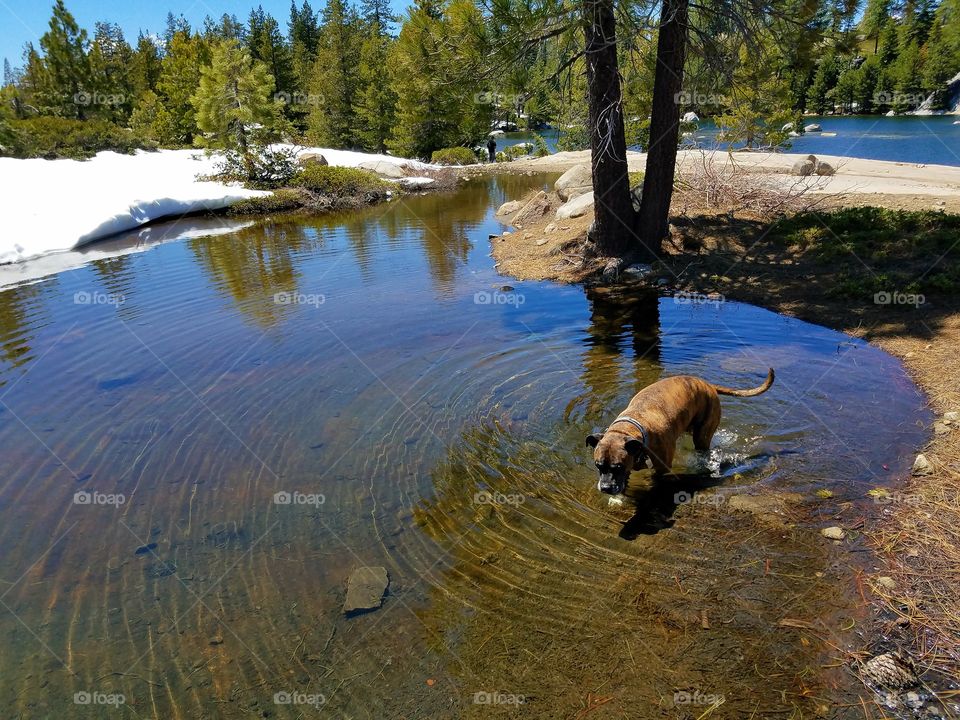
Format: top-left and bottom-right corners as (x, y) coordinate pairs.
(210, 146), (300, 189)
(3, 117), (154, 159)
(430, 147), (476, 166)
(532, 133), (550, 157)
(289, 165), (391, 197)
(228, 189), (306, 215)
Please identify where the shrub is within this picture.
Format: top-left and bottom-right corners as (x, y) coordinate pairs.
(430, 147), (476, 166)
(209, 145), (300, 189)
(228, 189), (306, 215)
(289, 165), (391, 197)
(532, 133), (550, 157)
(3, 117), (155, 159)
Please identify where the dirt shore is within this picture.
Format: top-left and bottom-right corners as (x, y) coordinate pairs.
(489, 180), (960, 708)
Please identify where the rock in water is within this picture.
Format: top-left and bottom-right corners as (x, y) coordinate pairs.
(820, 526), (846, 540)
(344, 566), (389, 615)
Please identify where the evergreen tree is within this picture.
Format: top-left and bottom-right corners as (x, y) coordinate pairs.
(88, 22), (133, 121)
(354, 23), (397, 151)
(308, 0), (362, 147)
(39, 0), (91, 118)
(157, 31), (209, 144)
(191, 40), (279, 172)
(247, 8), (295, 109)
(130, 34), (162, 99)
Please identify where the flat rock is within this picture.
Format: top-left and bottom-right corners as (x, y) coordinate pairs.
(555, 191), (594, 219)
(820, 526), (846, 540)
(358, 160), (405, 179)
(933, 421), (951, 435)
(344, 566), (389, 615)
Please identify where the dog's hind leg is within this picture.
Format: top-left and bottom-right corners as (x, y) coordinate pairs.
(691, 398), (721, 452)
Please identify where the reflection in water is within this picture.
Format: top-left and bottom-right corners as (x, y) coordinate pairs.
(0, 175), (930, 719)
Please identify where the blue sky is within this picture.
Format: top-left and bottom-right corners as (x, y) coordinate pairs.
(1, 0), (409, 68)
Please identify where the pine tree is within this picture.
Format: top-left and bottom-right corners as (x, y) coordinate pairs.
(354, 23), (396, 150)
(247, 9), (295, 110)
(39, 0), (91, 118)
(192, 41), (279, 172)
(860, 0), (891, 53)
(88, 22), (133, 121)
(158, 31), (210, 144)
(806, 54), (841, 113)
(308, 0), (362, 147)
(130, 34), (162, 99)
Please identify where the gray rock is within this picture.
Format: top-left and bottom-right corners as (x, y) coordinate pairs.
(555, 191), (594, 219)
(904, 691), (923, 709)
(344, 566), (389, 615)
(934, 421), (952, 435)
(821, 526), (846, 540)
(682, 111), (700, 123)
(299, 152), (328, 166)
(543, 222), (557, 233)
(792, 155), (817, 176)
(554, 163), (593, 202)
(943, 411), (959, 422)
(815, 160), (835, 176)
(805, 123), (822, 132)
(513, 191), (551, 225)
(496, 200), (523, 216)
(358, 160), (405, 179)
(912, 454), (932, 476)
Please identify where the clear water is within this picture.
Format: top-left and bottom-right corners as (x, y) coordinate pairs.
(0, 175), (929, 718)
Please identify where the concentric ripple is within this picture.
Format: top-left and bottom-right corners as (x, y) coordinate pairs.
(0, 175), (929, 719)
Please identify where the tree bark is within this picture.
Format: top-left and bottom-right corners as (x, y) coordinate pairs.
(583, 0), (635, 256)
(637, 0), (689, 254)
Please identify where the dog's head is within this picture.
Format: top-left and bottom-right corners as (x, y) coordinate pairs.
(585, 432), (646, 495)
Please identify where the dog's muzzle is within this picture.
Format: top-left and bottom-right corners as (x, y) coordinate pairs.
(597, 473), (625, 495)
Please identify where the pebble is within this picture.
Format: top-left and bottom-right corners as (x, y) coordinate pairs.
(912, 454), (932, 476)
(536, 238), (549, 246)
(933, 421), (951, 435)
(904, 691), (923, 709)
(943, 411), (959, 422)
(821, 526), (845, 540)
(344, 566), (390, 615)
(876, 576), (896, 589)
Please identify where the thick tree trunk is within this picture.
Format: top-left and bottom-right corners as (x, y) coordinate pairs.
(638, 0), (689, 253)
(583, 0), (635, 256)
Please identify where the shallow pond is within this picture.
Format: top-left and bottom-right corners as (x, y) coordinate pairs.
(0, 175), (929, 718)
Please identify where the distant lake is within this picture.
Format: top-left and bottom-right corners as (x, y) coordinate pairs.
(497, 115), (960, 166)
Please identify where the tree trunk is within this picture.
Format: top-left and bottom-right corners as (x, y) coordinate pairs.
(583, 0), (635, 256)
(637, 0), (689, 253)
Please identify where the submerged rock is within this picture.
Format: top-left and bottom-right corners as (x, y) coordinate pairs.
(344, 566), (389, 615)
(820, 526), (845, 540)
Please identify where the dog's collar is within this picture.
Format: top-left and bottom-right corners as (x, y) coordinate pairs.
(611, 416), (648, 447)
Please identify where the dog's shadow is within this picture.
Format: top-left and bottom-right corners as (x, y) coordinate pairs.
(617, 472), (723, 539)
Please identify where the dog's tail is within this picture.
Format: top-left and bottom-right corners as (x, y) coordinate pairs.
(712, 368), (775, 397)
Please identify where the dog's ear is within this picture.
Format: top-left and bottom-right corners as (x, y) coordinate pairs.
(624, 438), (645, 456)
(585, 433), (603, 448)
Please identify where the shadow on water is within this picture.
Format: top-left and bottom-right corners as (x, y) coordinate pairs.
(0, 174), (932, 718)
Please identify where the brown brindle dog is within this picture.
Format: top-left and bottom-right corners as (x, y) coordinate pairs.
(586, 369), (775, 495)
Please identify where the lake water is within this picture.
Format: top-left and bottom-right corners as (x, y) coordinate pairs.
(0, 175), (929, 718)
(498, 115), (960, 166)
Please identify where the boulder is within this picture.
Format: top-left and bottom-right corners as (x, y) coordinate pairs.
(792, 154), (818, 176)
(496, 200), (523, 216)
(912, 453), (932, 476)
(555, 191), (594, 219)
(554, 163), (593, 202)
(513, 191), (552, 225)
(344, 566), (389, 615)
(682, 111), (700, 123)
(358, 160), (405, 179)
(804, 123), (822, 132)
(299, 152), (328, 166)
(814, 160), (835, 176)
